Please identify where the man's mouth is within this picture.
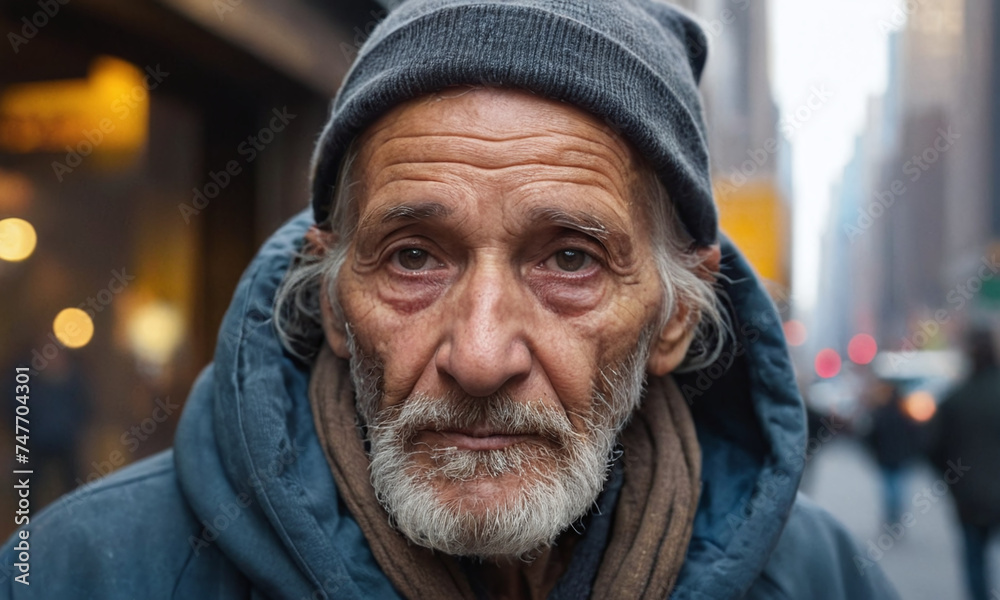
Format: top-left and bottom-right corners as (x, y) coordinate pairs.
(415, 428), (536, 451)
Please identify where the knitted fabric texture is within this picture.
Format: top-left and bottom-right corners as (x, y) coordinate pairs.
(310, 0), (717, 246)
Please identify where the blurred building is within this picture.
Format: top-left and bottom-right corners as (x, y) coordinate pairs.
(822, 0), (998, 357)
(817, 100), (883, 357)
(671, 0), (789, 292)
(883, 0), (964, 338)
(0, 0), (382, 530)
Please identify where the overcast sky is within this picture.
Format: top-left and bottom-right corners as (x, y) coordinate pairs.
(769, 0), (902, 312)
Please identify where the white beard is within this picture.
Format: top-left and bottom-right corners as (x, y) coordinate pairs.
(347, 325), (653, 559)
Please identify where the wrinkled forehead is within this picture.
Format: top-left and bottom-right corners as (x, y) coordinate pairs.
(350, 86), (644, 191)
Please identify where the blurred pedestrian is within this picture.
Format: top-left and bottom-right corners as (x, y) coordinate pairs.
(865, 381), (923, 523)
(930, 326), (1000, 600)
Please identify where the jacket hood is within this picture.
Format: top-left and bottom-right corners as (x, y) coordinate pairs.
(173, 210), (806, 599)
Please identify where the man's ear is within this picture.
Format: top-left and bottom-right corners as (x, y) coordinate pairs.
(305, 226), (351, 360)
(647, 244), (721, 377)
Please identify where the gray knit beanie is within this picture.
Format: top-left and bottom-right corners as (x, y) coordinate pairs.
(310, 0), (717, 246)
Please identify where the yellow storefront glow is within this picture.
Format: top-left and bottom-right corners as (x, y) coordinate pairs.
(0, 56), (148, 154)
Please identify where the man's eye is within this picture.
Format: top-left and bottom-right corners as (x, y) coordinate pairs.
(393, 248), (433, 271)
(546, 249), (594, 273)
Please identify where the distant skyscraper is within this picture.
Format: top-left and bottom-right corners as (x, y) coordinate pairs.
(832, 0), (989, 348)
(672, 0), (788, 290)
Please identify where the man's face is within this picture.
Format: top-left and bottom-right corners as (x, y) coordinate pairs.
(325, 87), (683, 557)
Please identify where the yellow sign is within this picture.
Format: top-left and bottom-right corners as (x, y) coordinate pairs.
(714, 178), (788, 286)
(0, 56), (150, 155)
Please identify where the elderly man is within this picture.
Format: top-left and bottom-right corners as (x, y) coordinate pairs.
(3, 1), (899, 598)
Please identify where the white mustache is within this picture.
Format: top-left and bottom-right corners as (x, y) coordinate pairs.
(368, 392), (583, 448)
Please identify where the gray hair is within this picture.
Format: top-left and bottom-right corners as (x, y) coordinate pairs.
(274, 141), (729, 373)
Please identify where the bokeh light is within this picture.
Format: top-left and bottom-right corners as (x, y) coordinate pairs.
(902, 390), (937, 423)
(847, 333), (878, 365)
(783, 320), (807, 346)
(126, 301), (184, 366)
(0, 217), (37, 262)
(814, 348), (842, 379)
(53, 307), (95, 349)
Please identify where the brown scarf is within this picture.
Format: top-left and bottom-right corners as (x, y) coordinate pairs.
(309, 345), (701, 599)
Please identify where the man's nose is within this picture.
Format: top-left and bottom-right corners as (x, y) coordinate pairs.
(435, 263), (532, 397)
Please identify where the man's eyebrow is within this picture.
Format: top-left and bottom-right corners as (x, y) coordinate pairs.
(357, 201), (454, 237)
(527, 206), (633, 256)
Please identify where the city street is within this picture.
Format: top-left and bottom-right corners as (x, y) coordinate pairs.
(3, 0), (999, 596)
(805, 437), (1000, 600)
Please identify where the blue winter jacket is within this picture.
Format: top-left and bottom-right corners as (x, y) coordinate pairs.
(1, 212), (899, 599)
